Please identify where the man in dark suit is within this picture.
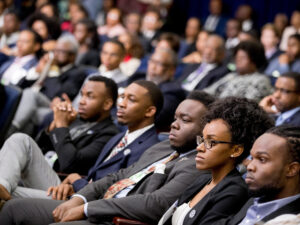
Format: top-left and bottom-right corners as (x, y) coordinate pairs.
(11, 35), (87, 134)
(0, 91), (215, 225)
(177, 34), (230, 93)
(47, 80), (163, 197)
(259, 72), (300, 127)
(216, 126), (300, 225)
(0, 29), (42, 85)
(0, 76), (119, 200)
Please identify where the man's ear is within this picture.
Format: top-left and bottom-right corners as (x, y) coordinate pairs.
(231, 145), (244, 158)
(286, 162), (300, 178)
(103, 98), (114, 111)
(145, 106), (157, 118)
(34, 43), (41, 52)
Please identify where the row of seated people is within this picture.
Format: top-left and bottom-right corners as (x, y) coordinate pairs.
(1, 30), (300, 139)
(0, 90), (299, 225)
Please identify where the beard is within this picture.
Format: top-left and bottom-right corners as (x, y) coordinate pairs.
(170, 140), (197, 154)
(248, 185), (283, 201)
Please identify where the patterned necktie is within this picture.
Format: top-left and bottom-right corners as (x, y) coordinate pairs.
(103, 152), (179, 199)
(104, 135), (128, 161)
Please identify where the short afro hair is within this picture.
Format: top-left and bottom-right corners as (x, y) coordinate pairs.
(88, 75), (118, 108)
(234, 40), (267, 70)
(203, 97), (274, 164)
(266, 126), (300, 164)
(132, 80), (164, 116)
(187, 90), (215, 107)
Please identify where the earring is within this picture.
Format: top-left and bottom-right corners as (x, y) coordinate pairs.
(230, 155), (234, 158)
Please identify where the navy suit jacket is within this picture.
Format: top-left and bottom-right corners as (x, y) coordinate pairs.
(72, 126), (160, 191)
(177, 63), (230, 92)
(0, 56), (38, 80)
(281, 110), (300, 127)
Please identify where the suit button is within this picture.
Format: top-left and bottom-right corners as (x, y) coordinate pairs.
(189, 209), (196, 218)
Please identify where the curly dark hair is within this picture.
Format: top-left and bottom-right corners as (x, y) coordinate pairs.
(203, 97), (274, 164)
(266, 126), (300, 163)
(234, 40), (267, 70)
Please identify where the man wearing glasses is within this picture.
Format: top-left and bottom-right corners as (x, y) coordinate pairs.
(260, 72), (300, 127)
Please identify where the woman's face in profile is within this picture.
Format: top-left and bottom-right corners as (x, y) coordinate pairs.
(195, 119), (234, 171)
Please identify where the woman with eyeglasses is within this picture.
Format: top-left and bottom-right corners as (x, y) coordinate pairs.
(158, 97), (274, 225)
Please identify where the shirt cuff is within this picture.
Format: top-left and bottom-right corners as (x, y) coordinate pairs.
(84, 203), (89, 217)
(72, 194), (87, 204)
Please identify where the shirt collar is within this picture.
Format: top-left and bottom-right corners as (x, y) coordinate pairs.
(126, 124), (154, 145)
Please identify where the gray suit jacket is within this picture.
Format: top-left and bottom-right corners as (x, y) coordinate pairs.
(77, 140), (205, 224)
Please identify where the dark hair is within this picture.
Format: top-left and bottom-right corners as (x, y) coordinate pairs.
(203, 97), (274, 164)
(289, 33), (300, 43)
(69, 2), (89, 18)
(76, 18), (100, 50)
(38, 2), (59, 18)
(234, 40), (267, 70)
(132, 80), (164, 116)
(104, 39), (126, 56)
(4, 8), (20, 21)
(281, 72), (300, 91)
(266, 126), (300, 163)
(187, 90), (215, 107)
(27, 12), (61, 40)
(158, 32), (181, 53)
(88, 75), (118, 107)
(22, 29), (44, 58)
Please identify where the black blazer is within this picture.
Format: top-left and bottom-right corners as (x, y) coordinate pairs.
(161, 169), (249, 225)
(36, 117), (119, 175)
(216, 197), (300, 225)
(177, 63), (230, 91)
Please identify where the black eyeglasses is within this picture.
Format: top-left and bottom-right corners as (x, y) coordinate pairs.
(196, 136), (235, 149)
(274, 87), (299, 95)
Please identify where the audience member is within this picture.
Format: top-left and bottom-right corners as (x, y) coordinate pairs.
(0, 90), (211, 224)
(158, 97), (273, 225)
(280, 10), (300, 51)
(225, 18), (241, 50)
(118, 32), (144, 77)
(27, 12), (61, 52)
(178, 34), (229, 92)
(38, 2), (59, 19)
(0, 29), (42, 85)
(259, 72), (300, 127)
(98, 40), (127, 83)
(216, 126), (300, 224)
(204, 41), (272, 102)
(0, 76), (120, 200)
(260, 23), (282, 63)
(61, 2), (89, 33)
(127, 48), (186, 131)
(265, 34), (300, 81)
(123, 12), (142, 36)
(0, 9), (20, 51)
(178, 17), (201, 59)
(73, 18), (100, 67)
(273, 13), (288, 39)
(98, 8), (126, 39)
(140, 9), (162, 53)
(182, 30), (209, 64)
(203, 0), (227, 36)
(11, 35), (86, 134)
(235, 4), (255, 32)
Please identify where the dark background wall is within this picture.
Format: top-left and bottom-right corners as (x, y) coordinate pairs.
(163, 0), (300, 35)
